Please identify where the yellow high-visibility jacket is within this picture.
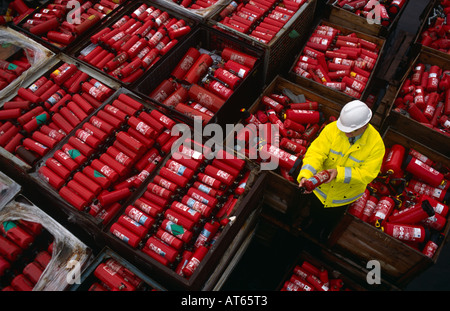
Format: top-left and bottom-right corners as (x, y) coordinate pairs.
(297, 121), (385, 207)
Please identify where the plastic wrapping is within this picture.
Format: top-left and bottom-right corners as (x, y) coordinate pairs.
(0, 170), (20, 210)
(0, 196), (92, 291)
(0, 26), (54, 101)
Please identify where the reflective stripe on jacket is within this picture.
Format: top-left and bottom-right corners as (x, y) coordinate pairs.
(297, 122), (385, 207)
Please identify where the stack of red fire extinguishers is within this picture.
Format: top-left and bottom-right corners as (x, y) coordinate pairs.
(38, 90), (182, 226)
(0, 61), (115, 166)
(0, 48), (32, 92)
(88, 257), (160, 291)
(1, 0), (35, 25)
(215, 0), (309, 44)
(392, 60), (450, 137)
(148, 46), (257, 124)
(78, 3), (192, 84)
(332, 0), (407, 28)
(348, 143), (450, 258)
(109, 137), (252, 279)
(22, 0), (127, 48)
(281, 259), (351, 291)
(417, 0), (450, 55)
(235, 88), (335, 182)
(0, 220), (54, 291)
(292, 22), (381, 99)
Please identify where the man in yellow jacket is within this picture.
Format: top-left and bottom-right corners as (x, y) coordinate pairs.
(297, 100), (385, 240)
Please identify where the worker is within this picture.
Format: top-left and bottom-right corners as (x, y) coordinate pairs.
(297, 100), (385, 241)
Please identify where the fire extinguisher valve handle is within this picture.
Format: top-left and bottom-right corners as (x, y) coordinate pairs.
(421, 200), (436, 217)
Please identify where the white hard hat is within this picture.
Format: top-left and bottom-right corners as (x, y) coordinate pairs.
(336, 100), (372, 133)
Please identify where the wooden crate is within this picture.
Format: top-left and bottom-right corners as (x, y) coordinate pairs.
(207, 0), (317, 84)
(67, 0), (198, 89)
(278, 244), (398, 291)
(288, 20), (386, 105)
(10, 0), (126, 53)
(414, 0), (449, 62)
(24, 88), (183, 238)
(326, 0), (408, 37)
(70, 247), (167, 291)
(383, 48), (450, 156)
(328, 127), (450, 288)
(133, 24), (265, 129)
(0, 54), (120, 176)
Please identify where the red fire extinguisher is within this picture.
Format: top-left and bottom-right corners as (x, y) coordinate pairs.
(182, 245), (209, 277)
(383, 222), (429, 243)
(407, 179), (449, 203)
(389, 199), (435, 224)
(1, 221), (34, 250)
(94, 262), (136, 291)
(348, 188), (370, 219)
(381, 144), (405, 176)
(404, 155), (445, 188)
(361, 195), (379, 223)
(0, 235), (22, 262)
(369, 196), (396, 227)
(299, 170), (331, 193)
(422, 231), (444, 258)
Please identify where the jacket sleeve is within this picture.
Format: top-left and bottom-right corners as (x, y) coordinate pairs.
(296, 124), (332, 183)
(334, 131), (385, 186)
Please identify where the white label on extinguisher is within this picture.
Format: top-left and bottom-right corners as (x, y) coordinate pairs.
(138, 169), (149, 182)
(201, 175), (216, 187)
(102, 264), (118, 277)
(230, 54), (245, 65)
(433, 188), (443, 199)
(216, 169), (230, 180)
(88, 86), (101, 98)
(129, 208), (147, 224)
(77, 130), (91, 142)
(112, 229), (129, 244)
(111, 32), (125, 43)
(136, 121), (151, 135)
(150, 184), (165, 197)
(393, 225), (422, 240)
(185, 257), (200, 273)
(375, 200), (391, 218)
(197, 184), (211, 194)
(160, 231), (175, 244)
(351, 80), (364, 92)
(47, 129), (59, 139)
(180, 55), (195, 71)
(197, 92), (213, 107)
(423, 242), (438, 258)
(100, 165), (114, 177)
(149, 243), (166, 257)
(435, 203), (445, 215)
(115, 152), (129, 165)
(414, 159), (440, 175)
(158, 178), (173, 190)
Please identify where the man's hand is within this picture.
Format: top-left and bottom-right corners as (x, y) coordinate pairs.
(298, 177), (313, 194)
(324, 168), (337, 183)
